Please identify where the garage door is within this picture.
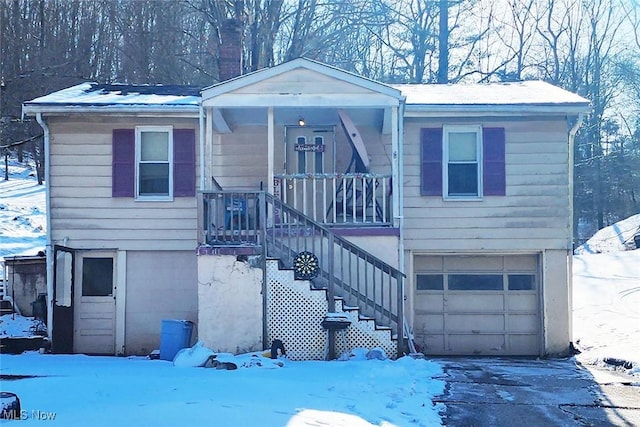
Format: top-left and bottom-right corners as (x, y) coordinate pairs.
(413, 255), (540, 356)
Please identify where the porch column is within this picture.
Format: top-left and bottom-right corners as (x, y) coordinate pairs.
(391, 105), (400, 228)
(206, 107), (214, 190)
(267, 107), (275, 195)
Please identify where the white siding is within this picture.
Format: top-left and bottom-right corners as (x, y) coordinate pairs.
(210, 123), (391, 190)
(402, 118), (571, 251)
(211, 125), (274, 190)
(125, 251), (198, 355)
(48, 118), (199, 251)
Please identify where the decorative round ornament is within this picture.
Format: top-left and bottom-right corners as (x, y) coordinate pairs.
(293, 251), (320, 280)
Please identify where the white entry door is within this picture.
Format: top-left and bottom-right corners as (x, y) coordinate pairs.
(73, 252), (116, 354)
(285, 126), (334, 219)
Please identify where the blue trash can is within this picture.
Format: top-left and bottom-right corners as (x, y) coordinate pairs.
(159, 319), (194, 361)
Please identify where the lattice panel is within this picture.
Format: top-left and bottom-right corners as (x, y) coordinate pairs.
(266, 260), (326, 360)
(334, 305), (397, 358)
(266, 260), (397, 361)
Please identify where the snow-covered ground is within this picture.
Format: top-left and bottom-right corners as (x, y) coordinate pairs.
(0, 351), (445, 426)
(573, 250), (640, 374)
(575, 214), (640, 254)
(1, 159), (639, 426)
(0, 161), (46, 259)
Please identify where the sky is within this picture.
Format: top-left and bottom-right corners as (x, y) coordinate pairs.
(1, 158), (639, 426)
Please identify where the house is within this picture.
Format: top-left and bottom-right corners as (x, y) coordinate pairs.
(22, 58), (590, 359)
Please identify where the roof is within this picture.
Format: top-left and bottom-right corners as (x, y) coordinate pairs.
(23, 83), (202, 115)
(393, 80), (591, 116)
(23, 75), (590, 117)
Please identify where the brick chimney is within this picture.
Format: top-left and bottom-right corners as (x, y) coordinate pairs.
(218, 19), (242, 81)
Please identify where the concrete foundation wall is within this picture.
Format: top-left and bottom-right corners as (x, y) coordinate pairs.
(197, 254), (263, 354)
(542, 249), (571, 355)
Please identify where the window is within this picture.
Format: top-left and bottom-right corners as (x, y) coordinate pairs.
(314, 136), (324, 173)
(421, 126), (506, 197)
(296, 136), (306, 173)
(508, 274), (536, 290)
(416, 274), (444, 290)
(449, 274), (504, 291)
(444, 126), (481, 197)
(136, 126), (173, 199)
(82, 257), (114, 297)
(112, 128), (195, 199)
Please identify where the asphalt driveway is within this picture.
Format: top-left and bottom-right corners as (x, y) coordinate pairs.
(432, 357), (640, 426)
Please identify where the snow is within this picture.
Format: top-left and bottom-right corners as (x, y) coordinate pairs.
(1, 158), (639, 426)
(0, 314), (45, 338)
(24, 82), (200, 107)
(0, 161), (46, 260)
(0, 352), (445, 426)
(393, 80), (590, 107)
(573, 250), (640, 375)
(574, 213), (640, 254)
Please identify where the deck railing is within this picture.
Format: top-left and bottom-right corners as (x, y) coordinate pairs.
(274, 173), (392, 225)
(202, 190), (263, 245)
(201, 190), (405, 356)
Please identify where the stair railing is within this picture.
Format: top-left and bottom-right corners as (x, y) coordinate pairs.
(263, 193), (405, 355)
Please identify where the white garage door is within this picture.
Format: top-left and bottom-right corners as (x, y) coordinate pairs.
(413, 255), (540, 356)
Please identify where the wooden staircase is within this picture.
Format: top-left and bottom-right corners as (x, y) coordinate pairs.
(201, 190), (406, 358)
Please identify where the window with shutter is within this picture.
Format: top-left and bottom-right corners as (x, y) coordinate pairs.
(112, 127), (196, 199)
(420, 126), (506, 198)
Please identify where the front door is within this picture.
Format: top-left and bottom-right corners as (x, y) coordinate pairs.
(285, 126), (334, 219)
(73, 252), (116, 354)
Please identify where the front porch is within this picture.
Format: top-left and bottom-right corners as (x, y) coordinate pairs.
(197, 190), (405, 359)
(194, 58), (406, 359)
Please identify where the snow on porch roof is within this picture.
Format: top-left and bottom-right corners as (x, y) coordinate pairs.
(394, 80), (591, 115)
(23, 82), (202, 114)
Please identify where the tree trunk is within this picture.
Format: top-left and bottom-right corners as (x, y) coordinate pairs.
(437, 0), (448, 83)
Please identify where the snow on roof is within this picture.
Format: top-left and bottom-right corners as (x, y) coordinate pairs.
(24, 79), (589, 116)
(394, 80), (590, 110)
(24, 83), (202, 108)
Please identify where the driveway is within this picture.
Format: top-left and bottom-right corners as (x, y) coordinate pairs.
(432, 357), (640, 426)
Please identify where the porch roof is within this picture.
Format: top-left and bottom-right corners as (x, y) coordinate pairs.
(201, 58), (404, 108)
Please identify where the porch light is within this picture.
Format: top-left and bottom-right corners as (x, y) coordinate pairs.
(298, 117), (306, 126)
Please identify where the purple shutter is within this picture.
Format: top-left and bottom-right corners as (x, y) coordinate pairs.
(112, 129), (135, 197)
(483, 127), (506, 196)
(173, 129), (196, 197)
(421, 128), (443, 196)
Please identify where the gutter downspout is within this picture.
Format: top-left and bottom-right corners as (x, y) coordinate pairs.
(567, 113), (584, 347)
(397, 99), (407, 353)
(36, 112), (53, 342)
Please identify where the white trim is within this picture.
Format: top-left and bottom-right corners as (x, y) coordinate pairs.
(23, 105), (198, 116)
(115, 250), (127, 355)
(442, 124), (483, 200)
(404, 104), (589, 117)
(267, 107), (275, 196)
(134, 125), (174, 201)
(203, 93), (399, 108)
